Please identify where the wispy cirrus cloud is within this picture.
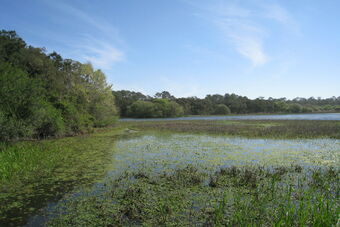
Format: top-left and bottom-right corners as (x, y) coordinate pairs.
(42, 0), (125, 70)
(261, 3), (300, 34)
(77, 36), (124, 70)
(188, 0), (299, 66)
(213, 11), (268, 66)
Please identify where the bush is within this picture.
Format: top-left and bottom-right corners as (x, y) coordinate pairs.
(127, 101), (156, 118)
(55, 101), (92, 134)
(213, 104), (231, 115)
(127, 99), (184, 118)
(288, 104), (302, 113)
(322, 105), (334, 111)
(0, 63), (41, 140)
(0, 111), (32, 141)
(153, 99), (184, 117)
(301, 106), (313, 113)
(167, 101), (184, 117)
(0, 31), (119, 141)
(32, 101), (65, 138)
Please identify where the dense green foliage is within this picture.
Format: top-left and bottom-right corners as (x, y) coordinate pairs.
(0, 30), (117, 141)
(113, 90), (340, 117)
(126, 99), (183, 118)
(213, 104), (231, 115)
(112, 90), (148, 117)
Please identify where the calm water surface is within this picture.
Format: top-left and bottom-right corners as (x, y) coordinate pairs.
(120, 113), (340, 121)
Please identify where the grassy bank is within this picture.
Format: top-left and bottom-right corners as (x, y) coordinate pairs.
(0, 127), (125, 226)
(48, 165), (339, 226)
(121, 120), (340, 139)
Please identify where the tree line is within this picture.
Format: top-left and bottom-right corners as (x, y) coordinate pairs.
(1, 30), (339, 141)
(113, 90), (340, 118)
(0, 30), (117, 141)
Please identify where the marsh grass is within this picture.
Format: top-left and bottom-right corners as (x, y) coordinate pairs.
(48, 165), (339, 226)
(0, 127), (125, 226)
(122, 120), (340, 139)
(1, 121), (339, 226)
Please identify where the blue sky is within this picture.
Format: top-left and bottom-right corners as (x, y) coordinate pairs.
(1, 0), (339, 99)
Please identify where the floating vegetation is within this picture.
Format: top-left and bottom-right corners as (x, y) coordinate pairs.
(110, 133), (340, 176)
(47, 165), (340, 226)
(27, 131), (340, 226)
(0, 128), (125, 226)
(2, 124), (340, 226)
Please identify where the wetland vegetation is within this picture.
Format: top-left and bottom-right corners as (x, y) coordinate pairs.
(0, 31), (339, 226)
(0, 127), (125, 226)
(47, 165), (339, 226)
(122, 119), (340, 139)
(2, 121), (339, 226)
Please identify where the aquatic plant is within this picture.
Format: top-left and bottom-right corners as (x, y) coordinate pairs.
(0, 127), (125, 226)
(47, 165), (340, 226)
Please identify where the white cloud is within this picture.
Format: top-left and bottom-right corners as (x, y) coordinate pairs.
(43, 0), (125, 70)
(78, 36), (124, 70)
(230, 34), (268, 65)
(189, 0), (299, 66)
(262, 4), (291, 25)
(261, 3), (300, 34)
(214, 14), (268, 66)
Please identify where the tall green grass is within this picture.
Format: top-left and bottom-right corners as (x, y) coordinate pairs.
(0, 143), (60, 185)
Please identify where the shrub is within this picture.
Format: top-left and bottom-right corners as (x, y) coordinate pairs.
(213, 104), (231, 115)
(0, 31), (119, 141)
(32, 101), (65, 138)
(0, 63), (41, 140)
(127, 101), (156, 118)
(127, 99), (184, 118)
(0, 111), (32, 141)
(288, 104), (302, 113)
